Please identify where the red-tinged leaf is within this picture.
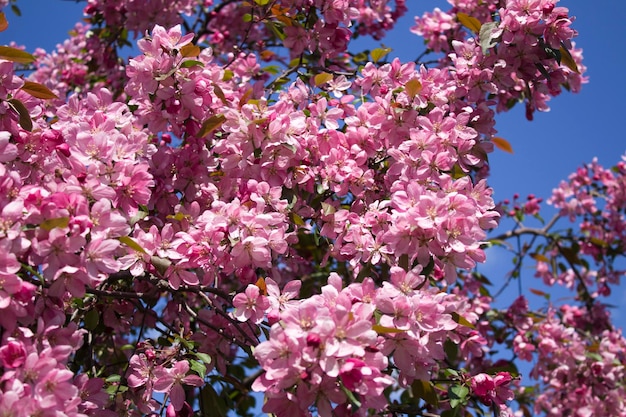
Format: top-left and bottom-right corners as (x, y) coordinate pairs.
(21, 81), (58, 100)
(0, 45), (35, 64)
(180, 43), (200, 58)
(457, 12), (481, 34)
(8, 98), (32, 131)
(530, 288), (549, 299)
(255, 277), (267, 295)
(314, 72), (333, 87)
(492, 136), (513, 153)
(412, 380), (439, 407)
(40, 217), (69, 231)
(372, 324), (406, 334)
(198, 114), (226, 138)
(119, 236), (147, 254)
(239, 88), (253, 108)
(260, 50), (275, 61)
(530, 253), (550, 263)
(405, 78), (422, 99)
(0, 12), (8, 32)
(212, 83), (228, 105)
(559, 45), (580, 74)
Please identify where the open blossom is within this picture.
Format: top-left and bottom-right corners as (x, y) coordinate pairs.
(471, 372), (515, 406)
(153, 360), (204, 411)
(233, 283), (270, 323)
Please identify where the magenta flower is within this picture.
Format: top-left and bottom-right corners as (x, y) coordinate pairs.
(470, 372), (514, 406)
(0, 339), (26, 368)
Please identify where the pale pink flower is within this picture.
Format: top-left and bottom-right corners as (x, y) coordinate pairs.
(153, 360), (204, 411)
(233, 284), (270, 323)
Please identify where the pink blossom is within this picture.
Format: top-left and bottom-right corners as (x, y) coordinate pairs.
(0, 339), (27, 368)
(233, 283), (270, 323)
(153, 360), (204, 411)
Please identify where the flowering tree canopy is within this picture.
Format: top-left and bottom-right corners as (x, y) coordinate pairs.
(0, 0), (624, 416)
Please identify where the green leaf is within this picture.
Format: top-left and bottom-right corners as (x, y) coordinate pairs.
(195, 352), (212, 365)
(190, 359), (207, 379)
(129, 209), (148, 226)
(589, 237), (608, 248)
(105, 374), (121, 383)
(180, 59), (204, 68)
(254, 0), (270, 5)
(457, 12), (481, 34)
(8, 98), (32, 131)
(314, 72), (333, 87)
(198, 114), (226, 138)
(265, 21), (285, 41)
(40, 217), (70, 231)
(321, 202), (335, 216)
(559, 244), (581, 265)
(84, 308), (100, 331)
(341, 384), (362, 409)
(371, 47), (391, 63)
(559, 44), (580, 73)
(10, 4), (21, 17)
(222, 70), (234, 82)
(0, 45), (35, 64)
(21, 81), (58, 99)
(353, 52), (368, 63)
(372, 324), (406, 334)
(290, 211), (306, 226)
(450, 163), (467, 179)
(487, 362), (519, 376)
(200, 385), (228, 417)
(412, 380), (439, 407)
(444, 339), (459, 362)
(441, 408), (461, 417)
(451, 312), (475, 329)
(119, 235), (148, 254)
(448, 384), (469, 408)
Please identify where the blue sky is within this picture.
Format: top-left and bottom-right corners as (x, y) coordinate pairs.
(2, 1), (625, 322)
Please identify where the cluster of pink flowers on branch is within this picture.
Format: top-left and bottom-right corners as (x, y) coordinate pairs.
(1, 0), (622, 416)
(414, 0), (586, 119)
(489, 154), (626, 417)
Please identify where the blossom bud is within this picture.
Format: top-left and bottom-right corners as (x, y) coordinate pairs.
(306, 333), (321, 348)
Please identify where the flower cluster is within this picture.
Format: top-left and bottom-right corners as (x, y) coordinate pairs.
(508, 306), (626, 417)
(413, 0), (587, 120)
(251, 271), (471, 416)
(1, 0), (613, 416)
